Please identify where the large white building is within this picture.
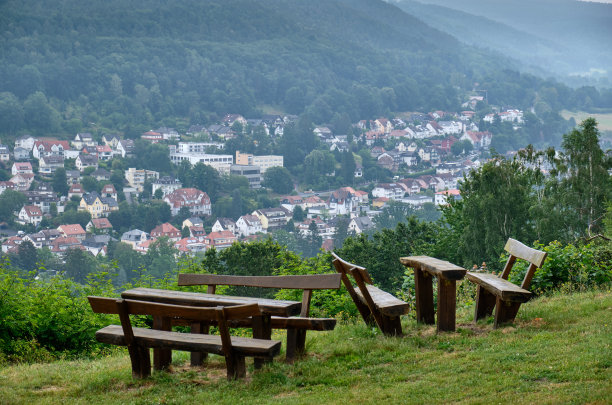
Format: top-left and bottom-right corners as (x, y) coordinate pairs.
(235, 151), (283, 173)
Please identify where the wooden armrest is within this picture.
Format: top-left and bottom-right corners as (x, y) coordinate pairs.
(466, 272), (532, 302)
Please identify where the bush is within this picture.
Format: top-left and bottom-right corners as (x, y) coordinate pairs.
(507, 240), (612, 294)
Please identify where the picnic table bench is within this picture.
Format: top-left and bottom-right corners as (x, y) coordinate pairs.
(466, 238), (547, 328)
(400, 256), (466, 332)
(332, 253), (410, 336)
(88, 297), (281, 380)
(177, 273), (341, 362)
(121, 287), (300, 369)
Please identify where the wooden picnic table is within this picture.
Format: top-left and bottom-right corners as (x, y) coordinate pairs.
(400, 256), (466, 332)
(121, 287), (301, 369)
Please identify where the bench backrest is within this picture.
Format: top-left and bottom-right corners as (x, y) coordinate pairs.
(88, 296), (260, 354)
(177, 273), (342, 317)
(331, 252), (381, 325)
(500, 238), (548, 290)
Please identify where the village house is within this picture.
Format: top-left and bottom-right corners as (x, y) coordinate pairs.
(57, 224), (87, 242)
(182, 217), (203, 229)
(102, 134), (121, 148)
(71, 133), (96, 150)
(13, 147), (30, 161)
(68, 183), (85, 199)
(141, 130), (163, 143)
(372, 183), (406, 200)
(79, 191), (118, 218)
(150, 222), (182, 242)
(435, 189), (461, 206)
(116, 139), (135, 158)
(32, 139), (71, 160)
(10, 173), (35, 191)
(11, 162), (33, 176)
(51, 237), (84, 255)
(15, 134), (36, 151)
(2, 236), (22, 253)
(348, 216), (375, 235)
(460, 131), (492, 150)
(0, 181), (15, 194)
(163, 188), (212, 216)
(252, 207), (290, 232)
(75, 153), (98, 172)
(152, 177), (182, 197)
(121, 229), (149, 248)
(82, 235), (112, 256)
(86, 217), (113, 233)
(174, 236), (208, 255)
(236, 214), (264, 237)
(100, 183), (118, 201)
(205, 230), (238, 250)
(235, 151), (283, 173)
(328, 187), (360, 216)
(23, 229), (61, 249)
(39, 155), (64, 174)
(211, 218), (237, 234)
(18, 205), (43, 226)
(125, 168), (160, 192)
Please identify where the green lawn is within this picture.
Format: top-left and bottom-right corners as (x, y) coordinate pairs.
(1, 289), (611, 404)
(561, 110), (612, 132)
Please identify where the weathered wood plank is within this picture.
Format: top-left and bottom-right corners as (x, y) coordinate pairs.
(466, 272), (532, 302)
(95, 325), (281, 357)
(400, 256), (466, 280)
(121, 288), (301, 317)
(178, 273), (341, 290)
(354, 285), (410, 317)
(414, 268), (435, 324)
(270, 316), (336, 331)
(505, 238), (547, 268)
(437, 278), (456, 332)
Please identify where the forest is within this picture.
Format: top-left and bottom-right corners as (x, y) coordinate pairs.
(1, 0), (612, 140)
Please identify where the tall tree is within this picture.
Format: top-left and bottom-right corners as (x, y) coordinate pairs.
(51, 167), (69, 196)
(263, 167), (294, 194)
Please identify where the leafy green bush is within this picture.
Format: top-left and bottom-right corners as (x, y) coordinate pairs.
(507, 240), (612, 293)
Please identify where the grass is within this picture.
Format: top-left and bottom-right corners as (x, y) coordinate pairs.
(561, 110), (612, 131)
(1, 289), (611, 404)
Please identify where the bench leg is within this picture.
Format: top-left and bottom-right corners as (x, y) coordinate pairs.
(128, 345), (151, 379)
(153, 316), (172, 370)
(225, 354), (246, 380)
(414, 268), (435, 325)
(252, 315), (272, 370)
(494, 298), (521, 328)
(437, 278), (457, 332)
(382, 315), (403, 336)
(285, 328), (307, 363)
(190, 321), (210, 366)
(474, 285), (497, 321)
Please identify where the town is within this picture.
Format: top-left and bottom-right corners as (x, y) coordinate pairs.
(0, 102), (526, 271)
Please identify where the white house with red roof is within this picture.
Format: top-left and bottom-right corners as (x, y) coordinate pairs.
(0, 181), (15, 194)
(57, 224), (87, 242)
(460, 131), (492, 150)
(163, 188), (211, 216)
(100, 183), (117, 201)
(12, 162), (33, 175)
(435, 189), (461, 206)
(174, 236), (208, 255)
(51, 237), (84, 254)
(2, 236), (22, 253)
(150, 222), (182, 241)
(10, 173), (35, 191)
(18, 205), (43, 226)
(95, 145), (113, 160)
(68, 183), (85, 199)
(32, 139), (71, 160)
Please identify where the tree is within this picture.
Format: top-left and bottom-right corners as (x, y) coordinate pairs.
(292, 205), (306, 222)
(303, 150), (336, 186)
(558, 118), (611, 237)
(63, 248), (97, 283)
(333, 217), (350, 249)
(17, 240), (38, 272)
(263, 167), (294, 194)
(451, 139), (473, 156)
(0, 189), (26, 223)
(52, 167), (69, 196)
(340, 151), (356, 185)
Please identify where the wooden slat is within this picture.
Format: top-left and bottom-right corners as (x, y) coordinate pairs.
(121, 288), (301, 317)
(505, 239), (547, 268)
(88, 296), (120, 314)
(400, 256), (466, 280)
(270, 316), (337, 331)
(355, 285), (410, 317)
(465, 272), (532, 302)
(95, 325), (281, 357)
(178, 273), (342, 290)
(222, 303), (261, 321)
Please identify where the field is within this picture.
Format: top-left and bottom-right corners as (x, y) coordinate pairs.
(1, 289), (610, 404)
(561, 110), (612, 132)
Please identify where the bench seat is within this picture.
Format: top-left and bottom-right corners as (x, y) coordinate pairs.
(96, 325), (281, 357)
(355, 285), (410, 317)
(466, 272), (532, 303)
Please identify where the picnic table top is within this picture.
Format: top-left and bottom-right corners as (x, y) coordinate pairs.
(400, 255), (466, 280)
(121, 287), (302, 317)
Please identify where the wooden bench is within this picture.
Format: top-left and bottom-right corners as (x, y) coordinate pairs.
(331, 252), (410, 336)
(465, 238), (548, 328)
(88, 296), (281, 380)
(400, 256), (466, 332)
(177, 273), (341, 362)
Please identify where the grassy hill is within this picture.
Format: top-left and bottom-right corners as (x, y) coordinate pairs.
(1, 289), (610, 404)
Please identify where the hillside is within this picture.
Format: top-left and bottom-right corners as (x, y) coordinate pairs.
(0, 0), (592, 137)
(1, 290), (610, 403)
(406, 0), (612, 79)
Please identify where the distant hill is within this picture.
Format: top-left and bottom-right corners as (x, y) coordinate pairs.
(0, 0), (609, 136)
(396, 0), (612, 79)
